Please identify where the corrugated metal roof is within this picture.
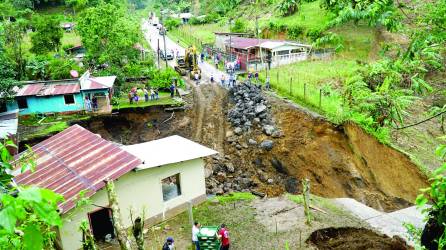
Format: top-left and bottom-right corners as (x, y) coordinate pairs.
(80, 76), (115, 90)
(16, 82), (80, 97)
(121, 135), (217, 170)
(13, 125), (142, 213)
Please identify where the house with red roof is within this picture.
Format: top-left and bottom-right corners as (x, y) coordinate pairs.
(13, 125), (217, 249)
(5, 71), (116, 115)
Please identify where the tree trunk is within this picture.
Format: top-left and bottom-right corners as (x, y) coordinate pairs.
(80, 221), (97, 250)
(104, 179), (132, 250)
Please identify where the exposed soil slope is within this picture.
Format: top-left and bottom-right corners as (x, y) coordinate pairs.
(53, 82), (428, 212)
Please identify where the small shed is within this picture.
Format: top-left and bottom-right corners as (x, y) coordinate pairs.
(60, 22), (75, 32)
(13, 125), (217, 250)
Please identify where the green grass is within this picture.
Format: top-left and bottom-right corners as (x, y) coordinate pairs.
(261, 1), (333, 30)
(113, 92), (182, 109)
(20, 114), (91, 139)
(29, 122), (69, 139)
(168, 23), (229, 49)
(287, 194), (344, 215)
(61, 32), (82, 46)
(212, 192), (256, 204)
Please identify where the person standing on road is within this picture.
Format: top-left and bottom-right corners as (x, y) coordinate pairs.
(155, 88), (159, 100)
(221, 74), (226, 86)
(195, 72), (200, 85)
(265, 75), (271, 90)
(170, 84), (175, 98)
(210, 74), (214, 83)
(214, 57), (219, 69)
(218, 224), (230, 250)
(192, 221), (201, 250)
(92, 96), (98, 111)
(255, 71), (259, 83)
(228, 74), (233, 88)
(144, 88), (149, 102)
(150, 88), (155, 100)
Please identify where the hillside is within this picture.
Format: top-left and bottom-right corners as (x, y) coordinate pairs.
(162, 0), (446, 172)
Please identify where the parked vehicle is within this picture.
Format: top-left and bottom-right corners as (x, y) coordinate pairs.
(160, 50), (174, 60)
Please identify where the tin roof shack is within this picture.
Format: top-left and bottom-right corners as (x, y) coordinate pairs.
(6, 72), (115, 115)
(13, 125), (217, 250)
(224, 37), (311, 70)
(214, 32), (253, 51)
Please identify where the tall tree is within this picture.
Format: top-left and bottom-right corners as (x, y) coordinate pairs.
(30, 15), (63, 54)
(77, 3), (140, 66)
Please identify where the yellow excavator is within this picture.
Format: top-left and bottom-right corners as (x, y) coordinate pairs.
(175, 46), (201, 80)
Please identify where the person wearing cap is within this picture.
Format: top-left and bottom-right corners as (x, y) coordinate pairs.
(162, 237), (174, 250)
(192, 221), (201, 250)
(218, 224), (230, 250)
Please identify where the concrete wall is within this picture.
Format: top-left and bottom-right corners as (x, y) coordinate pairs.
(58, 158), (206, 250)
(16, 94), (84, 115)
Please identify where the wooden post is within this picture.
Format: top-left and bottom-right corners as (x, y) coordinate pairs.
(302, 178), (311, 225)
(105, 180), (132, 250)
(319, 89), (322, 108)
(188, 201), (194, 227)
(304, 83), (307, 100)
(289, 77), (292, 96)
(157, 39), (160, 69)
(276, 71), (279, 85)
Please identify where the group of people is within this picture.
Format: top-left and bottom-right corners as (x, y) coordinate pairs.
(128, 87), (159, 104)
(85, 96), (98, 112)
(162, 222), (230, 250)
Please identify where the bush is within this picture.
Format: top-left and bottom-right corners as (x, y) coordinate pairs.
(230, 18), (247, 33)
(148, 68), (183, 89)
(189, 17), (204, 25)
(204, 12), (220, 24)
(47, 57), (82, 80)
(306, 28), (323, 41)
(287, 25), (305, 39)
(164, 18), (182, 30)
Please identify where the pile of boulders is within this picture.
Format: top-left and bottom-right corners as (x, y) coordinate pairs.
(205, 154), (256, 194)
(228, 83), (281, 136)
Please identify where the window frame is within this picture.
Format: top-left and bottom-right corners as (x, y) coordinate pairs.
(161, 173), (182, 202)
(64, 94), (76, 105)
(17, 98), (28, 109)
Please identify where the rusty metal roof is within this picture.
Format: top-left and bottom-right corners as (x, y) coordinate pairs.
(16, 82), (80, 97)
(14, 125), (142, 213)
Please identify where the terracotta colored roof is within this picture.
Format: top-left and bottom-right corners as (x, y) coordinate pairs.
(227, 37), (268, 50)
(14, 125), (142, 213)
(16, 82), (80, 97)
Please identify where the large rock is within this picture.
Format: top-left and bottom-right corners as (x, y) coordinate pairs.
(259, 140), (274, 151)
(248, 139), (257, 145)
(255, 104), (267, 114)
(234, 127), (243, 135)
(263, 125), (275, 136)
(225, 163), (235, 173)
(285, 177), (299, 194)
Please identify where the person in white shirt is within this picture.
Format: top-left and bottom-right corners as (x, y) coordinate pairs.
(192, 221), (201, 250)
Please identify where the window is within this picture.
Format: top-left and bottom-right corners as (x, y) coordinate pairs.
(17, 98), (28, 109)
(64, 94), (75, 105)
(0, 103), (6, 113)
(162, 174), (181, 201)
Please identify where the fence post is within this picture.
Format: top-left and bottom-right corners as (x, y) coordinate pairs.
(289, 77), (292, 96)
(304, 83), (307, 100)
(319, 89), (322, 108)
(276, 71), (279, 85)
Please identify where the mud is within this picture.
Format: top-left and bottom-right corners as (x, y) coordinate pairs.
(307, 227), (413, 250)
(20, 83), (429, 212)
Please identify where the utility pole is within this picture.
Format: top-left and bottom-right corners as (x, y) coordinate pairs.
(229, 18), (233, 62)
(157, 38), (160, 69)
(160, 12), (168, 68)
(256, 16), (266, 77)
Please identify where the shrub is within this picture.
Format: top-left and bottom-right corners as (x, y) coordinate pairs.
(231, 18), (247, 33)
(148, 68), (183, 89)
(164, 18), (182, 30)
(287, 25), (305, 39)
(204, 12), (220, 23)
(47, 57), (82, 80)
(306, 28), (323, 41)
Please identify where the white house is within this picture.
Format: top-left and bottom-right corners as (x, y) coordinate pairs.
(13, 125), (217, 250)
